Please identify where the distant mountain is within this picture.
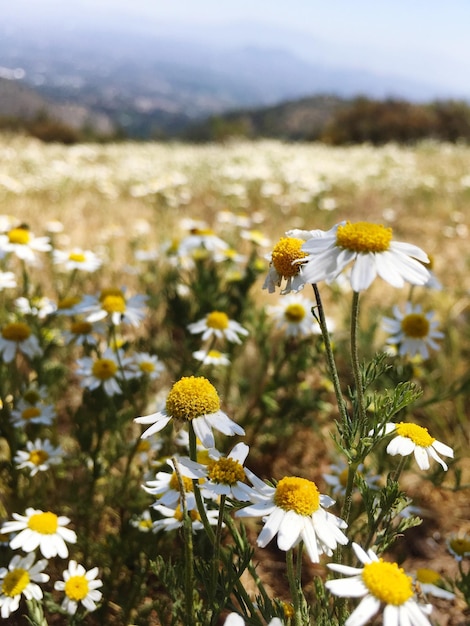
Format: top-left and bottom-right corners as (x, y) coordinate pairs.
(0, 19), (464, 139)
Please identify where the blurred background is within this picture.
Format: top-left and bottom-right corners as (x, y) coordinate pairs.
(2, 0), (470, 143)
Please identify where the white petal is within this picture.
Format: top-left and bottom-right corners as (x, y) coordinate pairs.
(192, 416), (214, 448)
(257, 508), (286, 548)
(277, 510), (303, 551)
(229, 442), (249, 464)
(402, 600), (433, 626)
(345, 594), (380, 626)
(375, 251), (406, 288)
(325, 576), (367, 598)
(413, 446), (431, 470)
(432, 440), (454, 458)
(426, 445), (448, 471)
(350, 253), (377, 291)
(384, 603), (400, 626)
(387, 435), (415, 457)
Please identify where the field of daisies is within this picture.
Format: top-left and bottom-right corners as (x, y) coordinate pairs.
(0, 133), (469, 626)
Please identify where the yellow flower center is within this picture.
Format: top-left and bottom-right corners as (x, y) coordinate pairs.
(21, 407), (41, 421)
(401, 313), (430, 338)
(29, 449), (50, 466)
(284, 303), (307, 323)
(169, 472), (194, 493)
(57, 296), (81, 310)
(416, 568), (441, 584)
(191, 227), (214, 236)
(92, 358), (118, 380)
(281, 602), (295, 619)
(395, 422), (435, 447)
(274, 476), (320, 515)
(362, 560), (413, 605)
(173, 505), (201, 522)
(2, 568), (30, 597)
(207, 350), (223, 358)
(8, 227), (30, 245)
(336, 222), (392, 253)
(207, 457), (245, 485)
(64, 575), (89, 601)
(271, 237), (306, 278)
(68, 252), (86, 263)
(28, 511), (59, 534)
(165, 376), (220, 421)
(449, 537), (470, 556)
(206, 311), (229, 330)
(2, 322), (31, 342)
(100, 290), (126, 314)
(139, 361), (156, 373)
(139, 518), (153, 530)
(71, 321), (93, 335)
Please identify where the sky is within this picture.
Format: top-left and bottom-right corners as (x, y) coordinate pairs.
(3, 0), (470, 96)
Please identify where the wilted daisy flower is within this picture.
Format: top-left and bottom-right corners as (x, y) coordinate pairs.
(76, 348), (132, 396)
(0, 553), (49, 619)
(2, 507), (77, 558)
(193, 349), (231, 367)
(414, 568), (455, 600)
(129, 352), (165, 380)
(180, 443), (251, 502)
(382, 303), (444, 359)
(143, 458), (198, 509)
(300, 221), (430, 292)
(14, 438), (63, 476)
(77, 288), (148, 327)
(11, 402), (56, 429)
(447, 532), (470, 561)
(326, 542), (433, 626)
(0, 321), (42, 363)
(382, 422), (453, 471)
(0, 225), (51, 263)
(0, 271), (16, 291)
(152, 503), (219, 533)
(263, 236), (308, 294)
(53, 247), (102, 272)
(236, 473), (348, 563)
(54, 560), (103, 615)
(188, 311), (249, 344)
(135, 376), (244, 448)
(268, 293), (323, 338)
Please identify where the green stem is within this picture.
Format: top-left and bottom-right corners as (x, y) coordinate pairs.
(312, 284), (349, 427)
(286, 549), (303, 626)
(350, 291), (366, 425)
(172, 456), (195, 625)
(340, 460), (360, 528)
(189, 424), (216, 543)
(210, 494), (226, 604)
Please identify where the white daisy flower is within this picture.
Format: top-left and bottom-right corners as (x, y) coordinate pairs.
(76, 348), (132, 397)
(414, 568), (455, 601)
(143, 458), (198, 509)
(152, 503), (219, 533)
(179, 228), (229, 257)
(300, 221), (430, 292)
(447, 533), (470, 561)
(382, 303), (444, 359)
(179, 442), (251, 502)
(0, 553), (49, 619)
(236, 473), (348, 563)
(188, 311), (248, 344)
(267, 293), (330, 338)
(62, 319), (105, 347)
(54, 560), (103, 615)
(326, 542), (433, 626)
(2, 507), (77, 558)
(55, 295), (84, 317)
(130, 510), (157, 533)
(11, 402), (56, 428)
(224, 614), (283, 626)
(0, 271), (17, 291)
(0, 321), (42, 363)
(192, 349), (231, 367)
(14, 438), (63, 476)
(76, 288), (147, 327)
(263, 236), (308, 294)
(53, 247), (102, 272)
(129, 352), (165, 380)
(382, 422), (454, 471)
(323, 461), (380, 498)
(15, 296), (57, 319)
(0, 225), (51, 264)
(135, 376), (244, 449)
